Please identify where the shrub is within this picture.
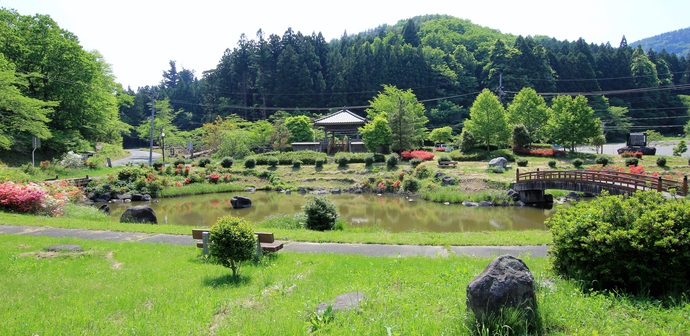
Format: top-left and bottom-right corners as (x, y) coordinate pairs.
(386, 154), (398, 168)
(219, 157), (233, 168)
(656, 157), (666, 167)
(516, 159), (528, 167)
(244, 158), (256, 169)
(545, 191), (690, 295)
(198, 157), (211, 167)
(572, 158), (583, 168)
(314, 158), (325, 169)
(409, 158), (423, 167)
(437, 155), (451, 163)
(292, 160), (302, 169)
(208, 172), (220, 184)
(595, 156), (609, 166)
(403, 178), (421, 192)
(303, 196), (338, 231)
(173, 158), (186, 166)
(336, 155), (349, 168)
(400, 150), (435, 161)
(413, 164), (432, 179)
(548, 160), (557, 168)
(625, 157), (639, 167)
(511, 124), (531, 149)
(267, 158), (279, 167)
(209, 216), (257, 277)
(673, 140), (687, 156)
(152, 162), (163, 170)
(364, 155), (375, 167)
(372, 153), (386, 163)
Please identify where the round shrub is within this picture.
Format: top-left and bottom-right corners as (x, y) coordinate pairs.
(152, 161), (163, 170)
(173, 158), (186, 166)
(547, 160), (557, 168)
(625, 157), (639, 167)
(403, 178), (421, 192)
(517, 159), (528, 167)
(244, 158), (256, 169)
(545, 191), (690, 295)
(386, 154), (399, 168)
(220, 157), (234, 168)
(655, 157), (666, 167)
(437, 155), (451, 164)
(409, 158), (422, 167)
(413, 164), (432, 179)
(198, 157), (211, 167)
(303, 196), (338, 231)
(209, 216), (256, 277)
(267, 158), (279, 167)
(595, 156), (609, 166)
(364, 155), (375, 167)
(292, 160), (302, 169)
(572, 158), (583, 168)
(336, 156), (349, 167)
(314, 158), (325, 169)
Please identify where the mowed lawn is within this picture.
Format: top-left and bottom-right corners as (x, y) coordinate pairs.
(1, 234), (688, 335)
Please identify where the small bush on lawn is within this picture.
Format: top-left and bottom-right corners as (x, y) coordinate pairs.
(336, 155), (349, 167)
(173, 158), (186, 166)
(595, 156), (609, 166)
(413, 164), (432, 179)
(548, 160), (557, 168)
(198, 158), (211, 167)
(545, 191), (690, 295)
(409, 158), (423, 167)
(209, 216), (256, 277)
(267, 158), (279, 167)
(656, 157), (666, 167)
(292, 160), (301, 168)
(517, 159), (528, 167)
(314, 158), (325, 169)
(303, 196), (338, 231)
(386, 154), (399, 168)
(244, 158), (256, 169)
(572, 158), (583, 168)
(437, 155), (451, 164)
(403, 178), (421, 192)
(625, 158), (639, 167)
(364, 155), (375, 167)
(220, 157), (234, 168)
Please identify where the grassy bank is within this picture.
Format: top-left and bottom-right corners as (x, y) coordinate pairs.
(1, 234), (687, 335)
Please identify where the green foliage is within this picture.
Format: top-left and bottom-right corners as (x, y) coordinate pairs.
(511, 124), (531, 149)
(625, 158), (639, 166)
(386, 154), (399, 168)
(413, 164), (432, 179)
(545, 191), (690, 295)
(284, 115), (314, 143)
(303, 196), (338, 231)
(572, 158), (583, 168)
(548, 160), (557, 168)
(507, 87), (550, 141)
(244, 158), (256, 169)
(336, 155), (349, 167)
(247, 150), (326, 165)
(366, 85), (429, 152)
(673, 140), (687, 156)
(220, 157), (234, 168)
(292, 160), (301, 169)
(403, 178), (421, 192)
(428, 126), (453, 145)
(437, 155), (451, 163)
(359, 113), (392, 152)
(314, 158), (324, 169)
(267, 157), (279, 167)
(595, 156), (609, 166)
(464, 89), (510, 151)
(197, 158), (211, 167)
(173, 158), (186, 166)
(517, 159), (528, 167)
(656, 157), (667, 167)
(459, 128), (478, 153)
(209, 216), (256, 277)
(364, 155), (375, 167)
(546, 95), (602, 152)
(409, 158), (423, 167)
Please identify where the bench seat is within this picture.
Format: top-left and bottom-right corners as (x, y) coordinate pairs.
(192, 229), (284, 253)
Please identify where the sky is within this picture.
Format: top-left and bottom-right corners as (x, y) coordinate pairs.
(2, 0), (688, 90)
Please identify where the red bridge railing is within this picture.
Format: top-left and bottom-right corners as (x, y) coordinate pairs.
(515, 169), (688, 196)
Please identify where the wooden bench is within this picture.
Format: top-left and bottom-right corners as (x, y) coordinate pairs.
(438, 161), (458, 167)
(192, 229), (284, 255)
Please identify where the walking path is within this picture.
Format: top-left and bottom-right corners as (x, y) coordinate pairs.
(0, 225), (550, 258)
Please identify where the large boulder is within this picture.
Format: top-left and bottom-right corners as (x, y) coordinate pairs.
(466, 255), (537, 323)
(230, 196), (252, 209)
(488, 157), (509, 168)
(120, 205), (157, 224)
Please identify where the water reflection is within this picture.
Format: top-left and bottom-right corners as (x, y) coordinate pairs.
(105, 192), (552, 233)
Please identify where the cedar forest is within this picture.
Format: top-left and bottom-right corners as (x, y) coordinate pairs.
(1, 9), (690, 159)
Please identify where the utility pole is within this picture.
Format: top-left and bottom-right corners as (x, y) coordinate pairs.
(148, 93), (156, 166)
(497, 73), (505, 103)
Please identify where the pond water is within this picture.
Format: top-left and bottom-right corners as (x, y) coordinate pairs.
(104, 192), (554, 232)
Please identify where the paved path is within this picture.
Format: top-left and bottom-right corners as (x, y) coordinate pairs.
(0, 225), (549, 258)
(111, 149), (161, 166)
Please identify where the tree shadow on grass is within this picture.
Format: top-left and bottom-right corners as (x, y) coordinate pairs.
(203, 273), (251, 288)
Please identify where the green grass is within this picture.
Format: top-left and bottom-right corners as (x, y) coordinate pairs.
(1, 234), (687, 335)
(160, 182), (248, 197)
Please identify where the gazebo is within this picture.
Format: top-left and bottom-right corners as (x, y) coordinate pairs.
(291, 109), (368, 153)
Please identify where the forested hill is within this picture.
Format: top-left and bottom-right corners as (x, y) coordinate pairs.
(632, 27), (690, 57)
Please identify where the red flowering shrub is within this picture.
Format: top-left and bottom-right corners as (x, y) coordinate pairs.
(209, 172), (220, 184)
(401, 150), (435, 161)
(620, 151), (643, 158)
(0, 181), (75, 216)
(628, 165), (645, 175)
(223, 174), (231, 182)
(513, 147), (565, 157)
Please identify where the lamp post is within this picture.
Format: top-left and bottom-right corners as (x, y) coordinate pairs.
(161, 129), (165, 164)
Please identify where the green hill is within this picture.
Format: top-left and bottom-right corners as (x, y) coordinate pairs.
(631, 27), (690, 56)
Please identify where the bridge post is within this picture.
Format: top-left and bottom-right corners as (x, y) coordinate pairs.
(684, 176), (688, 196)
(516, 168), (520, 182)
(657, 176), (662, 193)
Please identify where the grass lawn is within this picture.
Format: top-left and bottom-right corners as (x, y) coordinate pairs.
(1, 234), (687, 335)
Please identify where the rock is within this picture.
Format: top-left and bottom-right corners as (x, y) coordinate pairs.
(488, 157), (509, 168)
(284, 189), (291, 195)
(45, 244), (83, 252)
(331, 188), (341, 194)
(441, 176), (456, 186)
(507, 189), (520, 201)
(434, 172), (445, 179)
(462, 200), (479, 207)
(98, 204), (110, 214)
(478, 201), (494, 207)
(316, 292), (367, 314)
(515, 200), (525, 207)
(298, 188), (307, 195)
(131, 194), (149, 202)
(120, 205), (158, 224)
(116, 193), (132, 201)
(466, 255), (537, 323)
(354, 189), (363, 194)
(566, 191), (581, 201)
(244, 187), (256, 193)
(231, 196), (252, 209)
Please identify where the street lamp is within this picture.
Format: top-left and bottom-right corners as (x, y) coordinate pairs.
(161, 129), (165, 164)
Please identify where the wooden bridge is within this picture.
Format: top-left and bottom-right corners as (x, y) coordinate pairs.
(513, 169), (688, 196)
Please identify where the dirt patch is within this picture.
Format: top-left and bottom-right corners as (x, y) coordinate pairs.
(19, 251), (90, 259)
(208, 306), (231, 336)
(106, 251), (124, 270)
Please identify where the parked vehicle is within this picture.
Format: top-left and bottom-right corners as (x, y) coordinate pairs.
(617, 133), (657, 155)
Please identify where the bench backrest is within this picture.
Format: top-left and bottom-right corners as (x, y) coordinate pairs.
(192, 229), (274, 243)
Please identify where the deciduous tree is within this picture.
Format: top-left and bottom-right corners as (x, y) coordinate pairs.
(366, 85), (428, 152)
(464, 89), (510, 151)
(546, 95), (602, 152)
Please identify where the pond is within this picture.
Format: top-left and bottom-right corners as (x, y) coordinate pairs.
(104, 192), (555, 233)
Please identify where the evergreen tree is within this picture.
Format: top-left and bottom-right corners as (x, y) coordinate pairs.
(366, 85), (428, 152)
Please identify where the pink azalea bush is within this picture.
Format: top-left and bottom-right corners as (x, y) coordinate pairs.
(0, 181), (78, 216)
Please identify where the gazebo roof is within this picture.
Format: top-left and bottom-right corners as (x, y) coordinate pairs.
(313, 109), (367, 126)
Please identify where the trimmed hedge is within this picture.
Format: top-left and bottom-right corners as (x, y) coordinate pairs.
(246, 150), (327, 165)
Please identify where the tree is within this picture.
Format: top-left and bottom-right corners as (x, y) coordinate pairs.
(359, 113), (392, 152)
(506, 87), (550, 143)
(546, 95), (602, 152)
(269, 118), (292, 151)
(464, 89), (510, 151)
(284, 115), (314, 143)
(673, 140), (687, 156)
(209, 216), (256, 277)
(136, 99), (180, 147)
(643, 130), (663, 146)
(429, 126), (453, 145)
(511, 124), (531, 149)
(366, 85), (428, 152)
(0, 53), (55, 150)
(590, 134), (606, 154)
